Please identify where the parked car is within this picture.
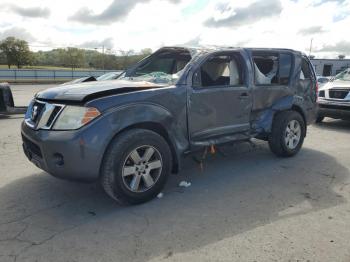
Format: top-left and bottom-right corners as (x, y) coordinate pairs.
(0, 83), (27, 114)
(96, 71), (121, 81)
(317, 76), (330, 87)
(0, 82), (14, 112)
(61, 71), (121, 86)
(317, 68), (350, 122)
(21, 46), (317, 204)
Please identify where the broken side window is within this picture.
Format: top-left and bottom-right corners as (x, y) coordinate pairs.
(300, 57), (312, 80)
(194, 54), (242, 88)
(253, 52), (292, 85)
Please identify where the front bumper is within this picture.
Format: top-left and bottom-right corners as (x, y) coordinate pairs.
(318, 99), (350, 120)
(21, 121), (108, 182)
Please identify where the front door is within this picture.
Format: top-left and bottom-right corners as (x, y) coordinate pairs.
(188, 52), (252, 144)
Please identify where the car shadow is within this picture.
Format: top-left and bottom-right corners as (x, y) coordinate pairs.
(0, 114), (24, 120)
(0, 114), (10, 119)
(0, 142), (348, 261)
(313, 118), (350, 133)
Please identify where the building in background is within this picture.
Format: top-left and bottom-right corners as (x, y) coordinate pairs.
(310, 58), (350, 76)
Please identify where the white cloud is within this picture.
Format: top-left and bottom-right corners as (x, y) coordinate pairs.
(0, 0), (349, 58)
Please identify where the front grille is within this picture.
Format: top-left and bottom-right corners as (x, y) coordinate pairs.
(46, 106), (62, 127)
(22, 135), (42, 158)
(319, 90), (325, 97)
(329, 90), (349, 99)
(25, 100), (64, 130)
(31, 101), (45, 123)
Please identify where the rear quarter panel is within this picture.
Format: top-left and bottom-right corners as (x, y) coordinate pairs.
(250, 51), (317, 133)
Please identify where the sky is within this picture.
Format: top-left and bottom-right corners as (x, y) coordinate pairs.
(0, 0), (349, 58)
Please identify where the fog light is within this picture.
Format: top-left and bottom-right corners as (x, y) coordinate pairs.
(53, 153), (64, 166)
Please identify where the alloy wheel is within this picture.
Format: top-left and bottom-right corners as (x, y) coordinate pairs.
(284, 120), (301, 150)
(122, 145), (163, 193)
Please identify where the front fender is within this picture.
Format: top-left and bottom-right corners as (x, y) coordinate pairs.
(99, 102), (188, 171)
(105, 102), (173, 130)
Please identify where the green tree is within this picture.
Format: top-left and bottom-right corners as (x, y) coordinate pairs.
(119, 50), (135, 69)
(59, 47), (85, 70)
(0, 37), (33, 68)
(141, 48), (152, 56)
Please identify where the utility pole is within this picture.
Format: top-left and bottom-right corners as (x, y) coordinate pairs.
(309, 38), (313, 57)
(102, 45), (105, 71)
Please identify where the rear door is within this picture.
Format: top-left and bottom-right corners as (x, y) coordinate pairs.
(187, 51), (252, 144)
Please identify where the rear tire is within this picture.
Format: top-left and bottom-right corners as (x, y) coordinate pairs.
(100, 129), (172, 205)
(268, 111), (306, 157)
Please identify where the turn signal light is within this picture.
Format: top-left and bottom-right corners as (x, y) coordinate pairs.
(81, 108), (101, 125)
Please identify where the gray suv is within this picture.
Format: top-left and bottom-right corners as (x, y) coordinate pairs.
(22, 47), (317, 204)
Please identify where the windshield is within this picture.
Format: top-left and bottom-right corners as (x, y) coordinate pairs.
(97, 72), (119, 81)
(334, 69), (350, 81)
(120, 48), (192, 85)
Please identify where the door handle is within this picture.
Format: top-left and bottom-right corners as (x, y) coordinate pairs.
(239, 92), (249, 99)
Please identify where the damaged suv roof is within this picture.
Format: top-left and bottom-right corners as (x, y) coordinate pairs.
(171, 45), (304, 55)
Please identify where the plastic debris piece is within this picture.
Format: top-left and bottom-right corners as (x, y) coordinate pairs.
(210, 145), (216, 154)
(179, 181), (191, 188)
(199, 162), (203, 172)
(157, 192), (164, 199)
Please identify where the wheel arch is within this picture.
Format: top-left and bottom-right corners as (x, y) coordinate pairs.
(291, 104), (307, 135)
(100, 121), (180, 176)
(98, 102), (186, 176)
(122, 121), (179, 173)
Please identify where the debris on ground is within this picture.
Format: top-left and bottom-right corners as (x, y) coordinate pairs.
(179, 181), (191, 188)
(157, 192), (164, 199)
(192, 147), (208, 172)
(88, 211), (96, 216)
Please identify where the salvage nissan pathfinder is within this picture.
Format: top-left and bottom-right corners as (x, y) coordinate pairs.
(22, 47), (318, 204)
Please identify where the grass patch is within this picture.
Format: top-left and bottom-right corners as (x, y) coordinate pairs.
(0, 65), (97, 71)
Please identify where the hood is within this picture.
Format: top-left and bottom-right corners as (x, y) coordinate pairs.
(320, 80), (350, 91)
(35, 79), (168, 103)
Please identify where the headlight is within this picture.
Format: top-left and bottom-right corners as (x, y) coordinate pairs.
(53, 106), (101, 130)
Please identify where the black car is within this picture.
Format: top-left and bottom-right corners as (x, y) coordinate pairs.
(21, 46), (318, 204)
(0, 82), (14, 112)
(61, 71), (122, 86)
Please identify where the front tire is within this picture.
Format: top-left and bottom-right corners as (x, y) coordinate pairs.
(268, 111), (306, 157)
(101, 129), (172, 205)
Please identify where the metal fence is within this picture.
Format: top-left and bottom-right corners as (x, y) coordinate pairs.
(0, 69), (120, 83)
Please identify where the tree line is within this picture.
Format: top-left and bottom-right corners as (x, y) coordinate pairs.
(0, 37), (152, 70)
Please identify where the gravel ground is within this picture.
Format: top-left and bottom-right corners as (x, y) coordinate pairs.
(0, 85), (350, 262)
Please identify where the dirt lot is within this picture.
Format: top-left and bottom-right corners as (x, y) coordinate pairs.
(0, 85), (350, 262)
